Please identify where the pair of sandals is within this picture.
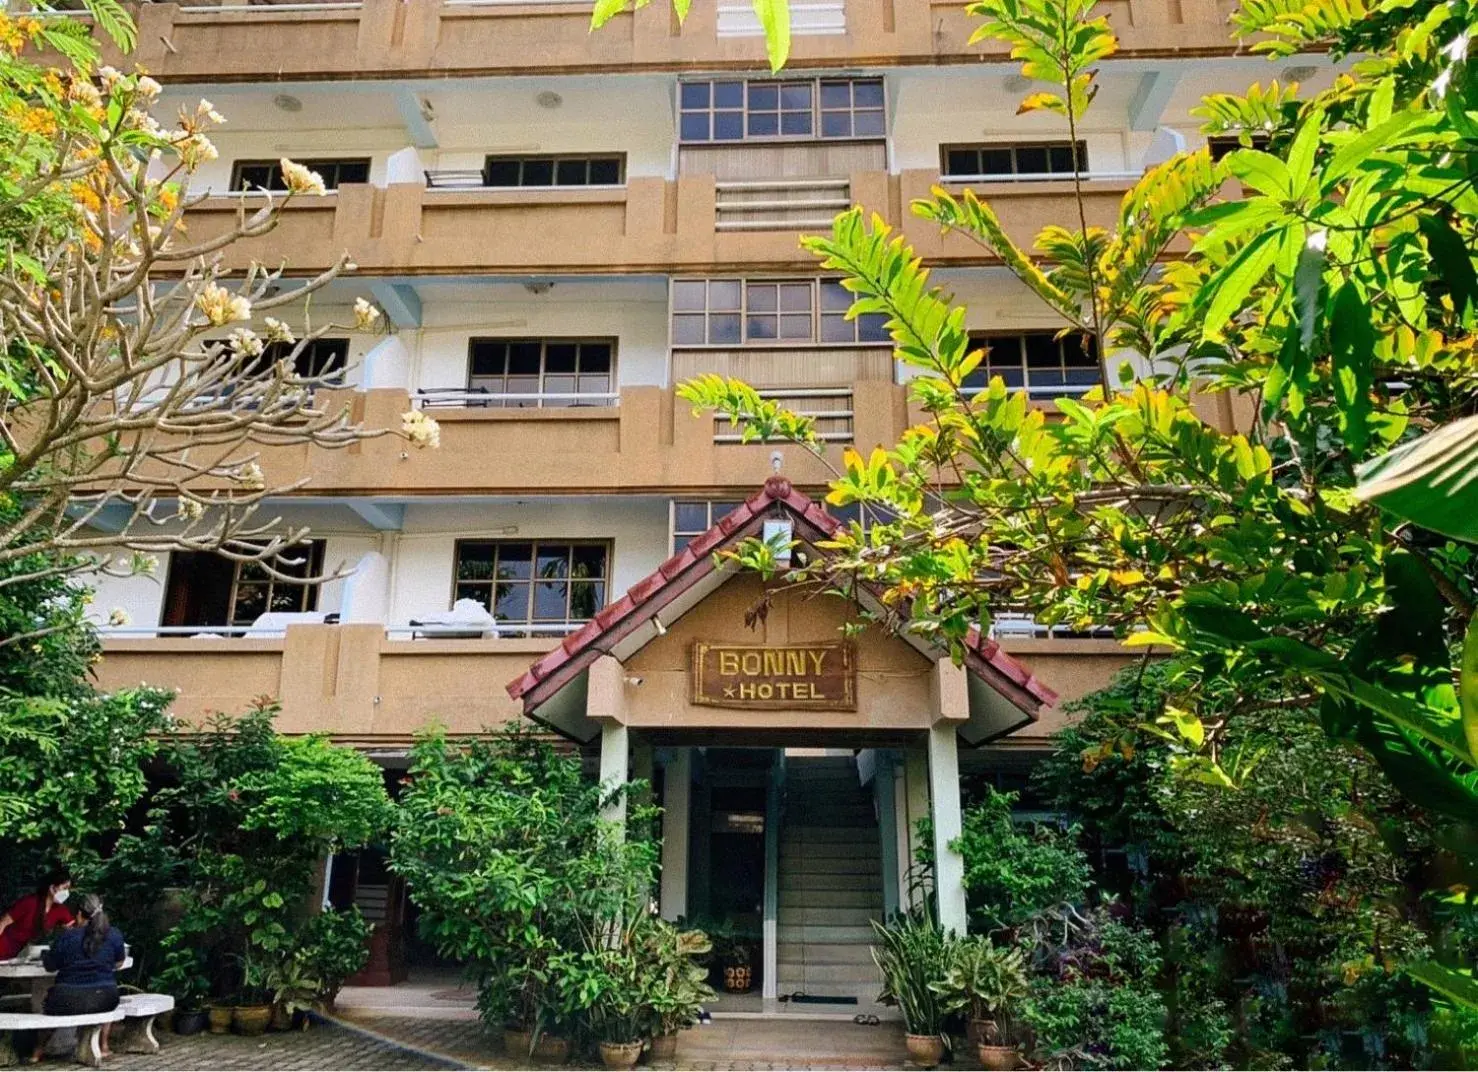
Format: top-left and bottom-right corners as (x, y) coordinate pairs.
(852, 1013), (882, 1025)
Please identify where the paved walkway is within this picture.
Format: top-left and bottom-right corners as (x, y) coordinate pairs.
(24, 1013), (909, 1071)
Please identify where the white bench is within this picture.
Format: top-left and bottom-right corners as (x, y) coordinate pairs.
(117, 993), (174, 1055)
(0, 1007), (125, 1067)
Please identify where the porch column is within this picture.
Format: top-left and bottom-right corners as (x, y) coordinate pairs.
(599, 721), (630, 827)
(660, 748), (692, 921)
(874, 750), (901, 920)
(762, 750), (784, 1001)
(903, 741), (930, 911)
(927, 724), (968, 935)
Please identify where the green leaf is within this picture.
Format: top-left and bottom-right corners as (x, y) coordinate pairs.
(1355, 413), (1478, 542)
(1407, 961), (1478, 1012)
(751, 0), (792, 71)
(1329, 280), (1375, 455)
(1464, 612), (1478, 761)
(1199, 229), (1280, 340)
(1418, 213), (1478, 323)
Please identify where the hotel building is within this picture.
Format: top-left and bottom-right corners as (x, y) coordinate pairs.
(84, 0), (1330, 1004)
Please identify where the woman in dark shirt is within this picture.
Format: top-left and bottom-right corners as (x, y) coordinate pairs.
(36, 895), (124, 1060)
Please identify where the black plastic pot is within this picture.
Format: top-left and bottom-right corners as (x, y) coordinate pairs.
(173, 1009), (209, 1036)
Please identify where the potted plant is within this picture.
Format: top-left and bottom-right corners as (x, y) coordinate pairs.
(871, 915), (953, 1069)
(639, 923), (715, 1062)
(296, 908), (372, 1012)
(232, 953), (274, 1036)
(703, 921), (757, 993)
(156, 954), (211, 1035)
(585, 948), (647, 1071)
(266, 953), (322, 1031)
(932, 935), (1029, 1070)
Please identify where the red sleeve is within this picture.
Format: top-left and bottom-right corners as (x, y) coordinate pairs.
(43, 904), (74, 931)
(0, 896), (40, 960)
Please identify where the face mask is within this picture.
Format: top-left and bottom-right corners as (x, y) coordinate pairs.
(52, 889), (69, 905)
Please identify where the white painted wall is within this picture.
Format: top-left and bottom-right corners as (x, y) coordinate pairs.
(87, 568), (166, 631)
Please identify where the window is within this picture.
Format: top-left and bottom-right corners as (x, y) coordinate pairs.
(453, 540), (609, 635)
(264, 337), (349, 383)
(671, 279), (889, 346)
(466, 338), (614, 407)
(941, 142), (1086, 179)
(679, 78), (885, 143)
(1206, 134), (1272, 162)
(966, 332), (1100, 400)
(483, 154), (625, 187)
(671, 500), (743, 553)
(230, 158), (370, 192)
(161, 541), (325, 629)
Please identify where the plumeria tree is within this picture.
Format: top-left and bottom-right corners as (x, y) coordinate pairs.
(0, 12), (438, 646)
(680, 0), (1478, 1003)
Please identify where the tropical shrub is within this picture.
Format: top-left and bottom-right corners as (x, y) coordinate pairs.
(871, 913), (953, 1038)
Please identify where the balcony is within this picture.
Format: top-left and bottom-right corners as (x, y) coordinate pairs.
(112, 0), (1247, 84)
(184, 169), (1133, 276)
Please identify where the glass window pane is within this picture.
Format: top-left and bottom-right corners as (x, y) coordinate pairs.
(979, 148), (1013, 175)
(536, 545), (570, 580)
(747, 113), (779, 137)
(555, 159), (587, 185)
(232, 585), (267, 624)
(544, 375), (576, 396)
(507, 341), (542, 375)
(576, 374), (610, 395)
(820, 314), (853, 343)
(1024, 334), (1059, 368)
(580, 342), (613, 373)
(493, 581), (529, 620)
(672, 534), (693, 552)
(469, 342), (505, 377)
(819, 82), (851, 109)
(945, 149), (977, 176)
(533, 581), (568, 620)
(270, 586), (304, 614)
(746, 284), (778, 312)
(779, 283), (812, 312)
(714, 81), (744, 108)
(709, 313), (742, 344)
(456, 544), (496, 580)
(853, 110), (885, 137)
(568, 581), (604, 620)
(709, 280), (742, 310)
(1016, 146), (1049, 174)
(747, 83), (778, 110)
(680, 113), (711, 141)
(672, 280), (707, 312)
(712, 501), (741, 519)
(854, 81), (885, 108)
(714, 112), (744, 140)
(454, 583), (490, 610)
(496, 543), (533, 580)
(820, 281), (851, 311)
(680, 82), (711, 108)
(780, 314), (812, 340)
(589, 158), (621, 184)
(995, 365), (1025, 387)
(545, 343), (578, 373)
(858, 313), (890, 342)
(1061, 334), (1095, 368)
(821, 112), (851, 138)
(572, 544), (608, 578)
(780, 83), (812, 110)
(485, 159), (521, 186)
(780, 111), (812, 136)
(522, 158), (555, 185)
(747, 315), (778, 340)
(1048, 145), (1077, 173)
(675, 502), (709, 533)
(672, 315), (706, 345)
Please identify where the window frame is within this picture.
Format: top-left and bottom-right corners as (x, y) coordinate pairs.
(229, 158), (371, 193)
(450, 539), (612, 636)
(965, 330), (1101, 401)
(228, 541), (326, 626)
(670, 500), (744, 554)
(482, 153), (627, 188)
(939, 141), (1088, 180)
(670, 278), (891, 348)
(677, 77), (887, 145)
(464, 337), (617, 407)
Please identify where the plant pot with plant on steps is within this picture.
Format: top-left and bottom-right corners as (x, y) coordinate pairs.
(205, 1004), (233, 1035)
(232, 1004), (271, 1036)
(172, 1009), (208, 1036)
(598, 1040), (644, 1069)
(932, 935), (1029, 1072)
(977, 1042), (1022, 1070)
(870, 914), (954, 1070)
(905, 1033), (947, 1068)
(649, 1031), (679, 1061)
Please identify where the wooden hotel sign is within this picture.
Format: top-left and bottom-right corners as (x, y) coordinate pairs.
(691, 642), (856, 711)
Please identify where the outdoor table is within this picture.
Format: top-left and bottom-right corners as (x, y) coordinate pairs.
(0, 951), (134, 1057)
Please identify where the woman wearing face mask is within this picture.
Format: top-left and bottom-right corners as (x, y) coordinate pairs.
(35, 894), (126, 1060)
(0, 868), (75, 962)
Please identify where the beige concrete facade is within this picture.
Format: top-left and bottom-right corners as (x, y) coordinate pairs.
(114, 0), (1248, 86)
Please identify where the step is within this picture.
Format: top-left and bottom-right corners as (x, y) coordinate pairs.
(778, 887), (885, 909)
(772, 981), (883, 1004)
(779, 842), (881, 862)
(783, 804), (875, 820)
(778, 872), (883, 893)
(775, 906), (879, 927)
(778, 925), (877, 947)
(778, 856), (883, 877)
(782, 826), (880, 843)
(774, 961), (882, 984)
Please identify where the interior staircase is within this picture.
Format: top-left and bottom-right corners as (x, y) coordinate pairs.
(775, 755), (885, 1005)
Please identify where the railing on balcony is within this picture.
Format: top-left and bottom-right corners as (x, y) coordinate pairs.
(412, 388), (620, 410)
(714, 387), (853, 443)
(384, 621), (585, 640)
(941, 169), (1142, 186)
(989, 614), (1116, 640)
(714, 178), (851, 233)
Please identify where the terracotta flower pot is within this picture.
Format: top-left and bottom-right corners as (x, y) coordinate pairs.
(533, 1033), (571, 1065)
(905, 1032), (946, 1069)
(206, 1005), (233, 1035)
(504, 1027), (534, 1059)
(172, 1009), (208, 1036)
(649, 1032), (679, 1061)
(723, 964), (752, 992)
(270, 1004), (293, 1032)
(233, 1004), (272, 1036)
(599, 1040), (644, 1070)
(977, 1043), (1021, 1071)
(967, 1017), (995, 1048)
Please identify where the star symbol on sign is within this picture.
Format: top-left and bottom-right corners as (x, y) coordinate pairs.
(723, 686), (736, 698)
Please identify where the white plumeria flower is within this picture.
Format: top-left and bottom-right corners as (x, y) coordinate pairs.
(177, 499), (205, 522)
(228, 327), (263, 357)
(135, 75), (163, 102)
(196, 282), (251, 326)
(177, 132), (218, 170)
(354, 297), (383, 331)
(107, 609), (130, 627)
(263, 318), (296, 345)
(236, 461), (266, 490)
(196, 98), (225, 124)
(279, 158), (327, 196)
(401, 409), (441, 450)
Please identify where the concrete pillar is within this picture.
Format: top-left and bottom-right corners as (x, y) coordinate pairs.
(660, 748), (692, 921)
(927, 725), (968, 935)
(762, 750), (783, 1001)
(874, 751), (901, 920)
(903, 741), (931, 911)
(599, 722), (630, 828)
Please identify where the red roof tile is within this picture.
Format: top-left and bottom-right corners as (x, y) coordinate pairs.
(504, 476), (1058, 718)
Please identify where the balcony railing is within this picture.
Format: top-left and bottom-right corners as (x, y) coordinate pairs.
(412, 388), (620, 410)
(714, 178), (851, 233)
(714, 387), (854, 443)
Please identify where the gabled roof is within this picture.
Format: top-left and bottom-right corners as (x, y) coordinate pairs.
(505, 476), (1057, 735)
